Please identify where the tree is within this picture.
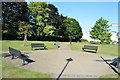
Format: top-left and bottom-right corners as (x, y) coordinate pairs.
(48, 4), (66, 37)
(28, 2), (66, 41)
(90, 17), (112, 44)
(47, 4), (59, 26)
(2, 2), (29, 39)
(18, 21), (33, 46)
(63, 17), (83, 43)
(28, 2), (51, 38)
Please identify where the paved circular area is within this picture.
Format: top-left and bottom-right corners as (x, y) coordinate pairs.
(3, 43), (116, 78)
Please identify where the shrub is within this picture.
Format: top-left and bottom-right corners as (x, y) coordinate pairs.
(80, 39), (88, 42)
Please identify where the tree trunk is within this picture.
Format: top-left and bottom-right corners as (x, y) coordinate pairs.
(100, 40), (104, 44)
(24, 33), (27, 46)
(70, 38), (72, 45)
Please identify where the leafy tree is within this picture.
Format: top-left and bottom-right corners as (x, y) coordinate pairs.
(90, 17), (112, 44)
(2, 2), (83, 42)
(28, 2), (66, 40)
(63, 17), (83, 43)
(56, 15), (66, 37)
(28, 2), (51, 38)
(48, 4), (66, 38)
(47, 4), (59, 26)
(2, 2), (29, 39)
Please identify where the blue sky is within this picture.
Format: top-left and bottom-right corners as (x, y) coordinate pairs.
(26, 0), (119, 2)
(48, 2), (118, 32)
(26, 1), (118, 32)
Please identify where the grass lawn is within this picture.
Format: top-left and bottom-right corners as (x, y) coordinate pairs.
(0, 55), (2, 79)
(2, 40), (61, 51)
(69, 42), (118, 56)
(2, 40), (118, 56)
(99, 74), (119, 80)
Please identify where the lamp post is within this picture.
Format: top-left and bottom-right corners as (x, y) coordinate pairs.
(56, 58), (73, 80)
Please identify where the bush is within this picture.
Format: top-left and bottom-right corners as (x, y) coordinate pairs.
(80, 39), (88, 42)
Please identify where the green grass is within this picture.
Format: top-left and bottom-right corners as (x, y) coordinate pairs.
(2, 40), (61, 51)
(99, 74), (119, 80)
(2, 57), (50, 78)
(0, 55), (2, 80)
(69, 42), (118, 56)
(2, 40), (118, 56)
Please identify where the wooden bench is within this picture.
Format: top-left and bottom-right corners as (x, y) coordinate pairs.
(82, 45), (98, 53)
(9, 47), (29, 65)
(31, 43), (46, 50)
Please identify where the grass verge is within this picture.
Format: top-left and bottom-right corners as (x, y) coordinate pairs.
(99, 74), (119, 80)
(2, 40), (61, 51)
(69, 42), (118, 56)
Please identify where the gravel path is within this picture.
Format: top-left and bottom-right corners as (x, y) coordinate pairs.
(3, 43), (116, 78)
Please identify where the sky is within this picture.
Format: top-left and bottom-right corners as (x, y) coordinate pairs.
(25, 0), (119, 2)
(26, 0), (119, 32)
(48, 2), (118, 32)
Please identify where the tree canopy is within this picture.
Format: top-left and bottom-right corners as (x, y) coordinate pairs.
(2, 2), (29, 39)
(2, 2), (83, 42)
(90, 17), (112, 43)
(63, 17), (83, 41)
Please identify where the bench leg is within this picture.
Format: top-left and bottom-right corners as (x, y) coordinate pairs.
(96, 50), (97, 53)
(22, 60), (26, 65)
(82, 48), (85, 51)
(44, 47), (46, 49)
(11, 55), (14, 59)
(22, 59), (29, 65)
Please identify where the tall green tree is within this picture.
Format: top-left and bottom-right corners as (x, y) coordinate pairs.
(28, 2), (66, 40)
(48, 4), (66, 38)
(63, 17), (83, 43)
(28, 2), (51, 38)
(2, 2), (29, 39)
(47, 4), (59, 27)
(90, 17), (112, 44)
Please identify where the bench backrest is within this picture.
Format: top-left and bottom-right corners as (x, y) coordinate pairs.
(9, 47), (23, 58)
(31, 43), (45, 47)
(84, 45), (98, 50)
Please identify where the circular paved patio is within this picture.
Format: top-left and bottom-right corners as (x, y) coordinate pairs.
(3, 43), (116, 78)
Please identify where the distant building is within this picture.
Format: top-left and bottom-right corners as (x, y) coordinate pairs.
(111, 31), (118, 42)
(82, 31), (118, 42)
